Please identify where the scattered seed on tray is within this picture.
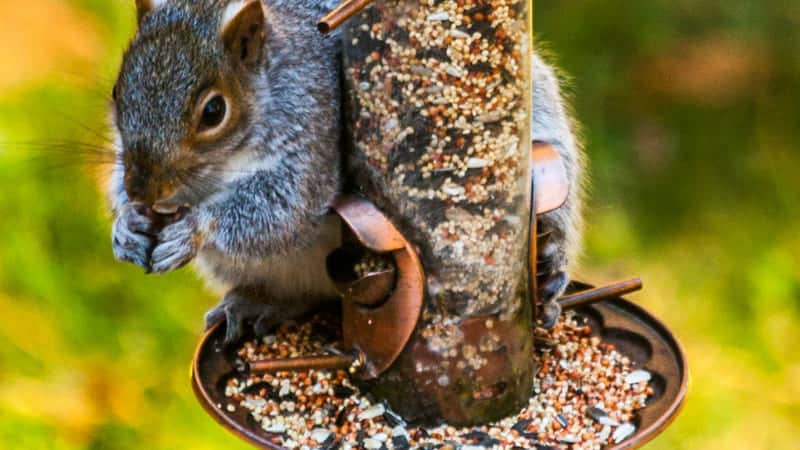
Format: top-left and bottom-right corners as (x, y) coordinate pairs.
(224, 312), (653, 449)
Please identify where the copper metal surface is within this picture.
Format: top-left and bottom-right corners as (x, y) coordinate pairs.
(318, 0), (374, 33)
(334, 268), (396, 307)
(399, 308), (535, 425)
(247, 353), (357, 374)
(331, 195), (425, 379)
(191, 284), (688, 449)
(532, 142), (570, 215)
(528, 144), (540, 317)
(332, 196), (406, 253)
(559, 277), (643, 310)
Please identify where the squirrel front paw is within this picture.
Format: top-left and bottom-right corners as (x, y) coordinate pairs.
(112, 204), (155, 271)
(150, 213), (203, 274)
(205, 290), (284, 344)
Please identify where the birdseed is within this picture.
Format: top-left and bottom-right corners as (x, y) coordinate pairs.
(353, 254), (394, 278)
(224, 312), (653, 449)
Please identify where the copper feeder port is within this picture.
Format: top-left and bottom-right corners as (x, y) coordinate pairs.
(326, 245), (397, 308)
(231, 195), (425, 380)
(330, 196), (426, 380)
(318, 0), (375, 34)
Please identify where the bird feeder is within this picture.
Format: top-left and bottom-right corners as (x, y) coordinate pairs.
(191, 141), (687, 447)
(190, 1), (688, 447)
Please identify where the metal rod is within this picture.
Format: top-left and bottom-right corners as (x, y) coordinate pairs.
(318, 0), (374, 33)
(558, 277), (643, 310)
(247, 354), (357, 374)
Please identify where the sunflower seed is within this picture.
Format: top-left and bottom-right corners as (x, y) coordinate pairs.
(264, 423), (286, 434)
(392, 435), (411, 450)
(625, 369), (652, 384)
(467, 157), (489, 169)
(311, 428), (333, 444)
(442, 184), (466, 196)
(588, 406), (619, 427)
(613, 423), (636, 443)
(450, 29), (470, 39)
(427, 11), (450, 21)
(445, 65), (464, 78)
(392, 425), (409, 438)
(358, 403), (386, 421)
(598, 425), (611, 442)
(372, 432), (388, 442)
(384, 408), (407, 428)
(363, 438), (382, 449)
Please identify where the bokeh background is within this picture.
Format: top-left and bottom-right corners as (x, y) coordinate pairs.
(0, 0), (797, 448)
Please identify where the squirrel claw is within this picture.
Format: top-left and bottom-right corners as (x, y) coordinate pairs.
(205, 291), (278, 344)
(203, 302), (245, 344)
(536, 218), (571, 329)
(150, 214), (200, 274)
(204, 303), (227, 331)
(112, 204), (155, 271)
(537, 271), (569, 329)
(538, 299), (563, 330)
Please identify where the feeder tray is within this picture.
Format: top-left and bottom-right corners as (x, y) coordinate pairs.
(192, 282), (687, 449)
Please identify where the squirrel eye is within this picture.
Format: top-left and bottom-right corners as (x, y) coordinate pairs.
(199, 95), (227, 132)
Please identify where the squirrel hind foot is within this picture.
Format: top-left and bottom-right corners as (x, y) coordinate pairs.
(537, 271), (569, 329)
(205, 291), (274, 344)
(205, 287), (326, 344)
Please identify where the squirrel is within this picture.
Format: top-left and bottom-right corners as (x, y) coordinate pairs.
(109, 0), (583, 341)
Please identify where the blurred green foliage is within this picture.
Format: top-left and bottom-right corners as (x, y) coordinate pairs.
(538, 1), (800, 448)
(0, 1), (797, 449)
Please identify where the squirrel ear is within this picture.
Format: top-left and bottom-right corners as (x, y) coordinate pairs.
(135, 0), (166, 24)
(221, 0), (268, 67)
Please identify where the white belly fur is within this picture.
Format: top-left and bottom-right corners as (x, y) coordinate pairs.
(193, 215), (342, 301)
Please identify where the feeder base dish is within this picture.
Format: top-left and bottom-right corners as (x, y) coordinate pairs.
(192, 284), (687, 449)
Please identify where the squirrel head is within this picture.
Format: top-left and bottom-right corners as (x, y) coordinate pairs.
(113, 0), (270, 213)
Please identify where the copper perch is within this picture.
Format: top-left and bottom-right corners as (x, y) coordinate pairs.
(338, 268), (396, 307)
(247, 352), (363, 374)
(558, 277), (643, 311)
(318, 0), (374, 33)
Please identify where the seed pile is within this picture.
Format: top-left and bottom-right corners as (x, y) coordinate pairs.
(223, 313), (653, 449)
(343, 0), (533, 323)
(353, 253), (394, 279)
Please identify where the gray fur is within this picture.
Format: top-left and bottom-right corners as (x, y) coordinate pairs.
(109, 0), (584, 338)
(532, 54), (585, 326)
(110, 0), (344, 340)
